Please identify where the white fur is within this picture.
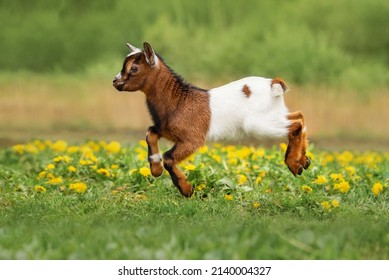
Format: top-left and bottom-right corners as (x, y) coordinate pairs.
(149, 153), (162, 163)
(206, 77), (290, 140)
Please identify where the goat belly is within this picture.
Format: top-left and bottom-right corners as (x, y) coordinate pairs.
(206, 77), (290, 141)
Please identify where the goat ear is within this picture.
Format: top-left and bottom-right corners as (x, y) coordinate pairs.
(143, 42), (157, 66)
(126, 43), (142, 54)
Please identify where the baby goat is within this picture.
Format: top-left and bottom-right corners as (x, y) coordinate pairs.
(113, 42), (310, 197)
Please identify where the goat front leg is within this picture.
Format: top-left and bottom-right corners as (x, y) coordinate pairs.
(146, 127), (164, 177)
(287, 111), (310, 170)
(163, 141), (199, 197)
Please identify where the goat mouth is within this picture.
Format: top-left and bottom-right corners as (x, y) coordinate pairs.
(113, 83), (124, 91)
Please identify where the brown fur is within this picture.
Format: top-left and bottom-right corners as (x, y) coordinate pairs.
(271, 77), (289, 92)
(113, 43), (210, 197)
(242, 84), (252, 97)
(113, 42), (310, 196)
(285, 111), (310, 175)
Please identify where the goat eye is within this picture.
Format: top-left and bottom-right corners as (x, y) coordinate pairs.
(130, 66), (138, 73)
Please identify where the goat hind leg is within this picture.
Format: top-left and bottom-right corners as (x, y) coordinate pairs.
(287, 112), (310, 170)
(285, 121), (304, 176)
(146, 127), (164, 177)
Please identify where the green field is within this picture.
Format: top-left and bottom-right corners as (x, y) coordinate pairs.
(0, 140), (388, 259)
(1, 0), (388, 261)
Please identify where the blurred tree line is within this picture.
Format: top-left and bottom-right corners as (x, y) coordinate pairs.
(0, 0), (388, 88)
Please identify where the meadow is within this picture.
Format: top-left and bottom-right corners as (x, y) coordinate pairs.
(0, 140), (388, 259)
(0, 0), (388, 261)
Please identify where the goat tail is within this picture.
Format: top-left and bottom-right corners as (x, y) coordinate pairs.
(271, 77), (289, 97)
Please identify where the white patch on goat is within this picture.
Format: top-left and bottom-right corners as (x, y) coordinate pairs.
(115, 72), (122, 80)
(206, 77), (290, 140)
(149, 153), (162, 163)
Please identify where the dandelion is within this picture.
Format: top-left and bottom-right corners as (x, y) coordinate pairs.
(302, 185), (313, 193)
(372, 182), (383, 196)
(68, 166), (76, 172)
(345, 166), (356, 176)
(198, 146), (208, 154)
(129, 168), (138, 175)
(255, 176), (262, 184)
(45, 163), (55, 170)
(321, 201), (331, 210)
(69, 182), (87, 193)
(38, 171), (47, 179)
(111, 164), (119, 169)
(224, 194), (233, 201)
(138, 140), (148, 148)
(51, 140), (68, 152)
(279, 143), (287, 153)
(237, 174), (248, 185)
(53, 155), (71, 163)
(334, 181), (350, 193)
(97, 168), (110, 177)
(139, 167), (151, 177)
(184, 164), (196, 171)
(35, 185), (46, 193)
(212, 154), (221, 163)
(196, 184), (206, 191)
(12, 144), (25, 154)
(313, 175), (327, 185)
(67, 146), (79, 153)
(47, 176), (63, 185)
(331, 199), (340, 208)
(106, 141), (121, 154)
(253, 202), (261, 209)
(330, 173), (344, 182)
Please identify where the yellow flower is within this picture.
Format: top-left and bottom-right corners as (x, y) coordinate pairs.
(45, 163), (55, 170)
(313, 175), (328, 185)
(279, 143), (287, 153)
(67, 146), (79, 153)
(224, 194), (233, 201)
(79, 159), (93, 166)
(334, 181), (350, 193)
(47, 176), (63, 185)
(129, 168), (138, 175)
(321, 201), (331, 210)
(255, 176), (262, 184)
(330, 173), (344, 182)
(69, 182), (87, 193)
(184, 164), (196, 171)
(253, 202), (261, 209)
(331, 199), (340, 208)
(51, 140), (68, 152)
(237, 174), (248, 185)
(12, 144), (25, 154)
(106, 141), (121, 154)
(111, 164), (119, 169)
(196, 184), (206, 191)
(345, 166), (356, 176)
(372, 182), (383, 196)
(68, 166), (76, 172)
(198, 146), (208, 154)
(138, 140), (148, 148)
(139, 167), (151, 177)
(35, 185), (46, 193)
(301, 185), (313, 193)
(212, 154), (221, 163)
(97, 168), (110, 177)
(38, 171), (47, 178)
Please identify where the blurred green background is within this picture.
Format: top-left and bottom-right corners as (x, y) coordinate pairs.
(1, 0), (388, 149)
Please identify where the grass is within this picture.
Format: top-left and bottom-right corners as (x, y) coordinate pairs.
(0, 140), (388, 259)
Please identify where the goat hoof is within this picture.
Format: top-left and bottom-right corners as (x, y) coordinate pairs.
(303, 157), (311, 170)
(150, 163), (164, 177)
(179, 181), (194, 197)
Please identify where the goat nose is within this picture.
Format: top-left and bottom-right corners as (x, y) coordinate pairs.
(113, 77), (117, 83)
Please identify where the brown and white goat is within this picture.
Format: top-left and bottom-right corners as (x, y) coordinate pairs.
(113, 42), (310, 197)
